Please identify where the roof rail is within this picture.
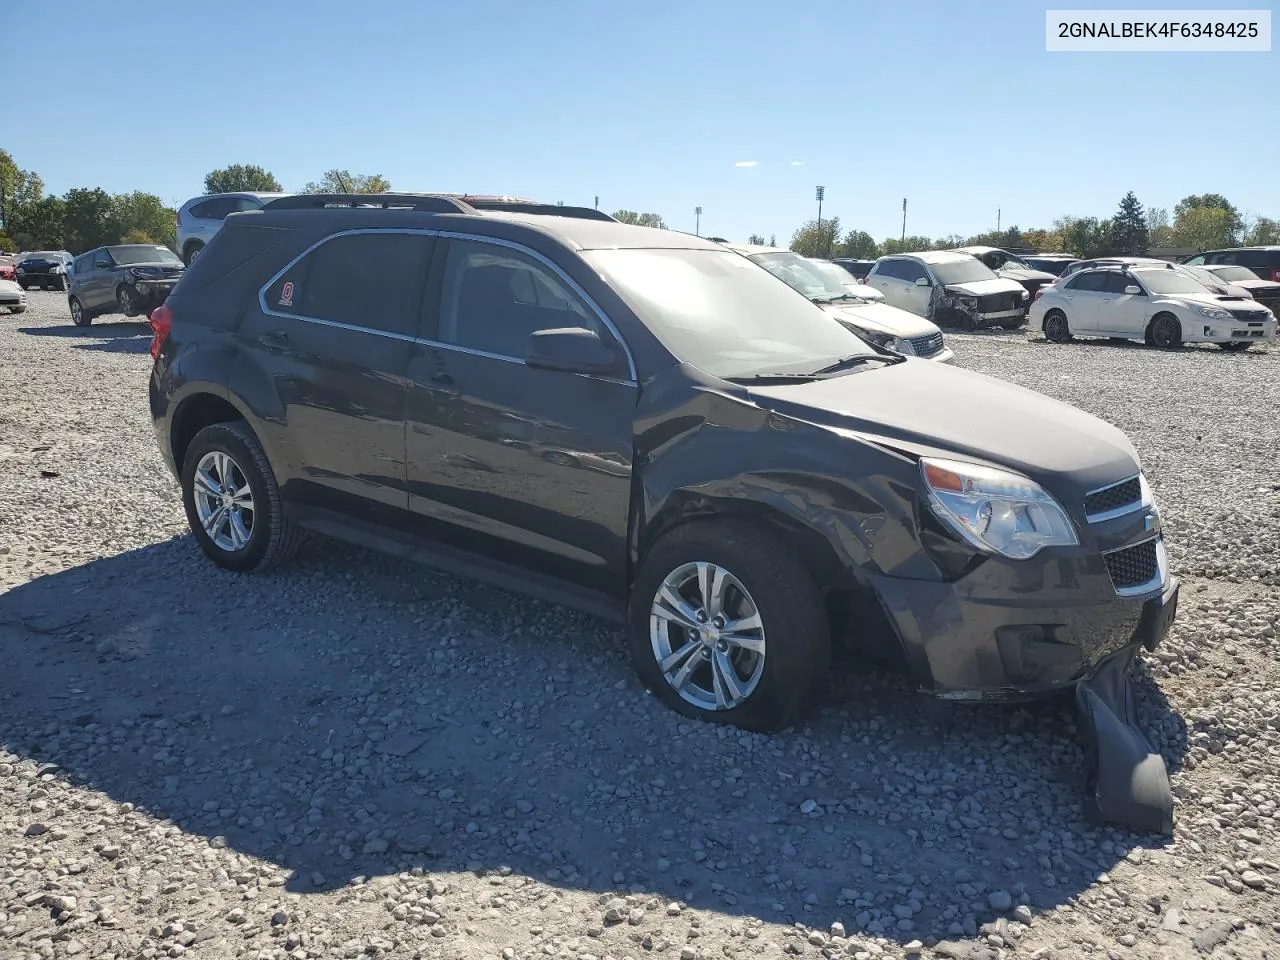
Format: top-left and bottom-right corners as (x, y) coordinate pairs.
(464, 199), (618, 222)
(263, 193), (474, 213)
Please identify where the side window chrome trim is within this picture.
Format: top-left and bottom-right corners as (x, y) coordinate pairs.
(255, 227), (639, 386)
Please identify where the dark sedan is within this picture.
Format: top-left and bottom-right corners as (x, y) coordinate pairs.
(15, 250), (73, 290)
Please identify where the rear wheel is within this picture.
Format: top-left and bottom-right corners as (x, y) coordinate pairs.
(628, 520), (831, 732)
(69, 297), (92, 327)
(181, 421), (303, 573)
(183, 242), (204, 266)
(1148, 313), (1183, 349)
(1043, 310), (1072, 343)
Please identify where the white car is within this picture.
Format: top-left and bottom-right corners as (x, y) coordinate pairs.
(722, 244), (954, 361)
(0, 278), (28, 313)
(804, 258), (886, 301)
(1030, 263), (1277, 350)
(865, 251), (1030, 330)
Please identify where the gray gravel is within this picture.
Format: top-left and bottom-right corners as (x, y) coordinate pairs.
(2, 291), (1278, 960)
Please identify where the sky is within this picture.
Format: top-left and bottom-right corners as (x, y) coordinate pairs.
(7, 0), (1277, 244)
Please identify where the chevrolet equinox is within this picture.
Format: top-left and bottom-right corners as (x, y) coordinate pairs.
(148, 193), (1179, 732)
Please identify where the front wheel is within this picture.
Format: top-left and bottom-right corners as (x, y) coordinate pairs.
(117, 284), (141, 317)
(181, 421), (303, 573)
(628, 520), (831, 732)
(183, 242), (204, 266)
(1148, 314), (1183, 349)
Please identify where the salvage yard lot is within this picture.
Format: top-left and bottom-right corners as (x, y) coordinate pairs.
(2, 291), (1279, 960)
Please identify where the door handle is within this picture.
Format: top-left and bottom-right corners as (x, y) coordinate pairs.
(258, 329), (291, 348)
(424, 372), (460, 396)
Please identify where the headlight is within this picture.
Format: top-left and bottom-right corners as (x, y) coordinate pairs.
(1195, 303), (1232, 319)
(855, 327), (894, 347)
(920, 457), (1078, 560)
(891, 337), (916, 356)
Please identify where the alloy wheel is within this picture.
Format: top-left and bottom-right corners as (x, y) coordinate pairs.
(649, 561), (767, 712)
(192, 451), (255, 552)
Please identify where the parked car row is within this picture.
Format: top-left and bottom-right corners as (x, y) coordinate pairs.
(13, 250), (73, 290)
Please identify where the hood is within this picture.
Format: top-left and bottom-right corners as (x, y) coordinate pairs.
(996, 266), (1057, 283)
(820, 301), (940, 338)
(743, 358), (1138, 493)
(942, 277), (1026, 297)
(1230, 278), (1280, 295)
(1156, 291), (1237, 309)
(124, 261), (184, 271)
(844, 282), (884, 301)
(0, 278), (21, 294)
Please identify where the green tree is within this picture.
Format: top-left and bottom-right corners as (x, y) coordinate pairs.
(881, 235), (934, 255)
(768, 234), (776, 246)
(112, 191), (177, 250)
(9, 195), (66, 250)
(0, 149), (44, 233)
(204, 164), (283, 194)
(1246, 217), (1279, 245)
(1056, 217), (1113, 258)
(63, 188), (118, 253)
(1171, 206), (1232, 251)
(838, 229), (878, 259)
(1174, 194), (1242, 243)
(611, 210), (667, 228)
(1110, 191), (1149, 255)
(1146, 207), (1174, 247)
(746, 233), (767, 245)
(790, 217), (841, 257)
(302, 169), (392, 194)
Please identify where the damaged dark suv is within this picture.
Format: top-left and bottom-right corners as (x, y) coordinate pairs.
(149, 194), (1179, 765)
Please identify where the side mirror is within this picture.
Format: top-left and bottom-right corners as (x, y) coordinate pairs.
(525, 327), (623, 377)
(915, 276), (931, 287)
(1124, 285), (1143, 295)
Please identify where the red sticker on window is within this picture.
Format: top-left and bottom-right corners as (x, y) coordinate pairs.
(280, 281), (294, 307)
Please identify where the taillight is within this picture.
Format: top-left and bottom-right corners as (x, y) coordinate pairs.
(149, 303), (173, 360)
(1271, 268), (1280, 283)
(1033, 288), (1044, 302)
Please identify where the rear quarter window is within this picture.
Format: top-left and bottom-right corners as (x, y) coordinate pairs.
(178, 223), (296, 298)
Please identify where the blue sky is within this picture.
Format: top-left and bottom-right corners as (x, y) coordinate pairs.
(8, 0), (1276, 243)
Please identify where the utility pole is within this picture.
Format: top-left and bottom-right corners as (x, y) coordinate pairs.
(815, 186), (825, 232)
(0, 176), (6, 237)
(901, 198), (907, 245)
(997, 207), (1002, 233)
(695, 206), (702, 236)
(594, 195), (599, 210)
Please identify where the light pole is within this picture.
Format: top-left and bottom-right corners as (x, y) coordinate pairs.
(594, 195), (599, 210)
(695, 206), (702, 237)
(816, 186), (827, 256)
(901, 198), (907, 246)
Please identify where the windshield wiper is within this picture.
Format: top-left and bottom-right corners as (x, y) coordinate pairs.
(723, 372), (825, 384)
(807, 353), (901, 375)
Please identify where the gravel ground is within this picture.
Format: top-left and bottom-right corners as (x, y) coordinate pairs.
(2, 290), (1278, 960)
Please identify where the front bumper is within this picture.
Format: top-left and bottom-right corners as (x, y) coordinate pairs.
(867, 542), (1178, 699)
(1186, 316), (1277, 343)
(130, 280), (178, 310)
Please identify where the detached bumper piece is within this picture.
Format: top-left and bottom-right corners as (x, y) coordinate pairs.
(1074, 576), (1179, 835)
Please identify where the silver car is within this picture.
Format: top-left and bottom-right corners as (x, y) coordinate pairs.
(175, 192), (291, 264)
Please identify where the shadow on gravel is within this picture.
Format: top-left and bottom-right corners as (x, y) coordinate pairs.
(0, 538), (1189, 943)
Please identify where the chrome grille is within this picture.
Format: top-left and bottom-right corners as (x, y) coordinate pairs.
(1103, 538), (1159, 591)
(909, 332), (945, 356)
(1228, 307), (1271, 321)
(1084, 475), (1142, 519)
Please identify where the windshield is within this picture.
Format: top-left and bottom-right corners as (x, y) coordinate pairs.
(930, 258), (999, 285)
(1025, 257), (1071, 275)
(110, 245), (181, 265)
(748, 251), (851, 302)
(584, 248), (876, 379)
(1208, 265), (1257, 282)
(1136, 269), (1216, 296)
(803, 258), (873, 298)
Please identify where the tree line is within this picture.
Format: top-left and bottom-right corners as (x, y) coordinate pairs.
(0, 151), (393, 255)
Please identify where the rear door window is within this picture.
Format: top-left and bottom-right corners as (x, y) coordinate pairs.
(190, 197), (238, 220)
(898, 260), (927, 283)
(264, 231), (435, 337)
(1104, 272), (1138, 294)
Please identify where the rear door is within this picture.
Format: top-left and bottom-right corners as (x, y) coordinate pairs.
(1057, 270), (1109, 331)
(867, 259), (911, 310)
(85, 248), (117, 309)
(403, 234), (636, 596)
(237, 229), (434, 517)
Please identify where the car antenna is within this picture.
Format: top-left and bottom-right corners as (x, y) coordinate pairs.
(335, 172), (352, 192)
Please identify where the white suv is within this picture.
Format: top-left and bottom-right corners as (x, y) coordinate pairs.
(1030, 263), (1277, 350)
(865, 251), (1029, 330)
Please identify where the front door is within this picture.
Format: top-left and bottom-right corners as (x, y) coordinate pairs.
(404, 236), (636, 596)
(236, 230), (435, 516)
(85, 249), (117, 309)
(1096, 271), (1150, 335)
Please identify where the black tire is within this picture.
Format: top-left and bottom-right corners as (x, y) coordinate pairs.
(17, 281), (29, 291)
(183, 242), (204, 266)
(9, 305), (26, 314)
(1043, 310), (1072, 343)
(53, 276), (67, 292)
(69, 297), (92, 327)
(627, 519), (831, 733)
(180, 421), (304, 573)
(116, 284), (140, 318)
(1217, 341), (1251, 352)
(1147, 313), (1183, 349)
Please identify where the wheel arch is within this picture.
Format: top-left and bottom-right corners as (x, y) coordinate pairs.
(170, 392), (249, 475)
